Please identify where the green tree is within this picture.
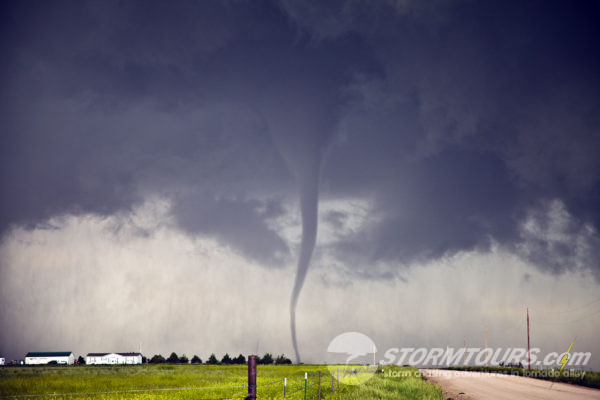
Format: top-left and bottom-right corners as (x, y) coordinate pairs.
(150, 354), (165, 364)
(179, 354), (189, 364)
(206, 353), (219, 364)
(221, 353), (232, 364)
(260, 353), (273, 365)
(167, 352), (179, 363)
(234, 354), (246, 364)
(275, 354), (292, 364)
(77, 355), (86, 365)
(191, 355), (202, 364)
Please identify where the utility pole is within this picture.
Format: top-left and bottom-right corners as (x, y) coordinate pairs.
(484, 328), (488, 367)
(527, 308), (531, 371)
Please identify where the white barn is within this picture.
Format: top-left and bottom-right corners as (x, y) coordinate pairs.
(86, 352), (143, 365)
(25, 352), (74, 365)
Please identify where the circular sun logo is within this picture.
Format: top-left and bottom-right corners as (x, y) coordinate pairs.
(326, 332), (378, 385)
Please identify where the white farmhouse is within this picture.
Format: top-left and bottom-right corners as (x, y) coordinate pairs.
(0, 357), (5, 365)
(86, 352), (143, 365)
(25, 352), (74, 365)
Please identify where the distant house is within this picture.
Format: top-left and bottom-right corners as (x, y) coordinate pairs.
(0, 357), (5, 365)
(25, 352), (74, 365)
(86, 352), (142, 365)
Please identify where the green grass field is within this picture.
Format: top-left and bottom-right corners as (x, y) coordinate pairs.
(0, 364), (444, 400)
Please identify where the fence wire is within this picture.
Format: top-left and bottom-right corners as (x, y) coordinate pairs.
(1, 367), (344, 400)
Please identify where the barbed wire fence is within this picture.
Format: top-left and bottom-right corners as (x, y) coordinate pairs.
(0, 356), (353, 400)
(0, 384), (249, 400)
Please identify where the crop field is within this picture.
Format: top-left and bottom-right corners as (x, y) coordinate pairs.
(0, 364), (444, 400)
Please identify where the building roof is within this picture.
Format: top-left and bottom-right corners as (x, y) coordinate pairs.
(86, 352), (142, 357)
(26, 352), (72, 357)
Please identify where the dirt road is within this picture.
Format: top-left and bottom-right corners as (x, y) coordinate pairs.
(421, 369), (600, 400)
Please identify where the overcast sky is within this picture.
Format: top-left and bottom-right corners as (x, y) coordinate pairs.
(1, 0), (599, 368)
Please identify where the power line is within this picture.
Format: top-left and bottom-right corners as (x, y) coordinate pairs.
(531, 308), (600, 325)
(532, 297), (600, 315)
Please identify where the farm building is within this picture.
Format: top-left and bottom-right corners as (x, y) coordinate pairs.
(25, 352), (74, 365)
(86, 352), (143, 365)
(0, 357), (4, 365)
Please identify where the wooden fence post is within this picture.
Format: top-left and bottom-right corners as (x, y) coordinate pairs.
(246, 355), (257, 399)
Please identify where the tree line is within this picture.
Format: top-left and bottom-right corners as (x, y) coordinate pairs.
(148, 352), (292, 365)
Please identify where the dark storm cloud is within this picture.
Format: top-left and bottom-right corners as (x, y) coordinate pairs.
(1, 0), (599, 275)
(315, 0), (600, 276)
(0, 0), (377, 265)
(171, 193), (289, 266)
(327, 148), (520, 264)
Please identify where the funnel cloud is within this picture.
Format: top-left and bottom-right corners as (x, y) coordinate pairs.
(289, 161), (320, 363)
